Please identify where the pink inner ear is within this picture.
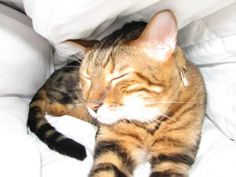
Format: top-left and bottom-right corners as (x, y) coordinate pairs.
(135, 10), (177, 61)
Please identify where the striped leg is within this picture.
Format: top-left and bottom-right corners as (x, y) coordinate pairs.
(89, 140), (136, 177)
(148, 136), (196, 177)
(149, 154), (192, 177)
(148, 136), (198, 177)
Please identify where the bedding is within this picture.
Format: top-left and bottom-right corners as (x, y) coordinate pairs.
(23, 0), (235, 63)
(0, 3), (52, 177)
(0, 0), (23, 11)
(1, 1), (236, 177)
(178, 3), (236, 140)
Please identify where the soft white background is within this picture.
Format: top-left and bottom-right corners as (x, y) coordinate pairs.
(0, 0), (236, 177)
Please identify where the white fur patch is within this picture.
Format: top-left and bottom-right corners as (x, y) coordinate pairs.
(90, 94), (161, 125)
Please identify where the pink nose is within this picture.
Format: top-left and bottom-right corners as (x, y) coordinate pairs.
(87, 102), (102, 113)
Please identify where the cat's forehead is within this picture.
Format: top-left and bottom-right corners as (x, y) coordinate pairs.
(83, 45), (131, 70)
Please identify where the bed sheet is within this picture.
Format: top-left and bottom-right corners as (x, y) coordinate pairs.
(28, 115), (236, 177)
(1, 1), (236, 177)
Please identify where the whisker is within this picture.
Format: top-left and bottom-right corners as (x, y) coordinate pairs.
(67, 56), (81, 62)
(113, 122), (119, 132)
(67, 56), (88, 67)
(129, 120), (146, 139)
(152, 118), (163, 126)
(147, 101), (199, 104)
(157, 110), (177, 123)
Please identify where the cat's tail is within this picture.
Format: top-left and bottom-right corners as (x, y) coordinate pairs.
(27, 87), (87, 160)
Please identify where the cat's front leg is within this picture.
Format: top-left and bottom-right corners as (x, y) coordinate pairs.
(148, 137), (196, 177)
(149, 151), (194, 177)
(89, 140), (136, 177)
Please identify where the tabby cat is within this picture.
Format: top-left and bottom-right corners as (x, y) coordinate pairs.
(28, 10), (206, 177)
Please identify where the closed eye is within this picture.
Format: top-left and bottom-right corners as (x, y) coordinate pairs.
(110, 73), (130, 83)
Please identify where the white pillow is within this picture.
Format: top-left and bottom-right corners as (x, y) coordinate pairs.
(0, 4), (53, 97)
(0, 129), (41, 177)
(0, 4), (53, 133)
(178, 2), (236, 140)
(0, 0), (24, 11)
(23, 0), (235, 63)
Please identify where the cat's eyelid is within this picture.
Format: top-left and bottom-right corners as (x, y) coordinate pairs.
(110, 72), (131, 82)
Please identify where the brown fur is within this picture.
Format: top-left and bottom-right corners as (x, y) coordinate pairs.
(28, 10), (206, 177)
(83, 45), (205, 177)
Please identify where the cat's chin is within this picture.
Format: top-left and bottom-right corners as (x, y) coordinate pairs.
(86, 106), (119, 124)
(89, 104), (162, 125)
(96, 105), (123, 124)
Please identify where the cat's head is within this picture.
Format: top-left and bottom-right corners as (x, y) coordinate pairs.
(69, 10), (187, 124)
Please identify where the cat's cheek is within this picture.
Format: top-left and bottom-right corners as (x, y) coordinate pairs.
(124, 106), (161, 123)
(122, 95), (160, 122)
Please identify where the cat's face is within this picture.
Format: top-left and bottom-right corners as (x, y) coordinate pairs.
(79, 44), (182, 124)
(76, 10), (185, 124)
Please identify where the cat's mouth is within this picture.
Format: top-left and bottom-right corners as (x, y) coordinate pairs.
(86, 105), (122, 124)
(87, 107), (98, 119)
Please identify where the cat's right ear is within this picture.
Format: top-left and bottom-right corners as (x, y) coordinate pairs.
(62, 39), (99, 56)
(128, 10), (177, 62)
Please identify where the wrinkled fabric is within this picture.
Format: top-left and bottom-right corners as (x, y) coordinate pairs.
(1, 1), (236, 177)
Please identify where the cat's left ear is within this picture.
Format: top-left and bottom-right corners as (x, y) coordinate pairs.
(129, 10), (177, 61)
(62, 39), (99, 56)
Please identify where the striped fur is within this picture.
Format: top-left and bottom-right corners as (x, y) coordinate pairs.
(28, 61), (93, 160)
(28, 10), (206, 177)
(81, 11), (206, 177)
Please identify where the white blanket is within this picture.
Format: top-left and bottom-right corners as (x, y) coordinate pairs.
(23, 0), (235, 63)
(40, 116), (236, 177)
(0, 3), (51, 177)
(1, 1), (236, 177)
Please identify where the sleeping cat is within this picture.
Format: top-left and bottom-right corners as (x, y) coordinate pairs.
(28, 10), (206, 177)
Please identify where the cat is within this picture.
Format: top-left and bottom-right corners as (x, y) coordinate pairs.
(28, 10), (206, 177)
